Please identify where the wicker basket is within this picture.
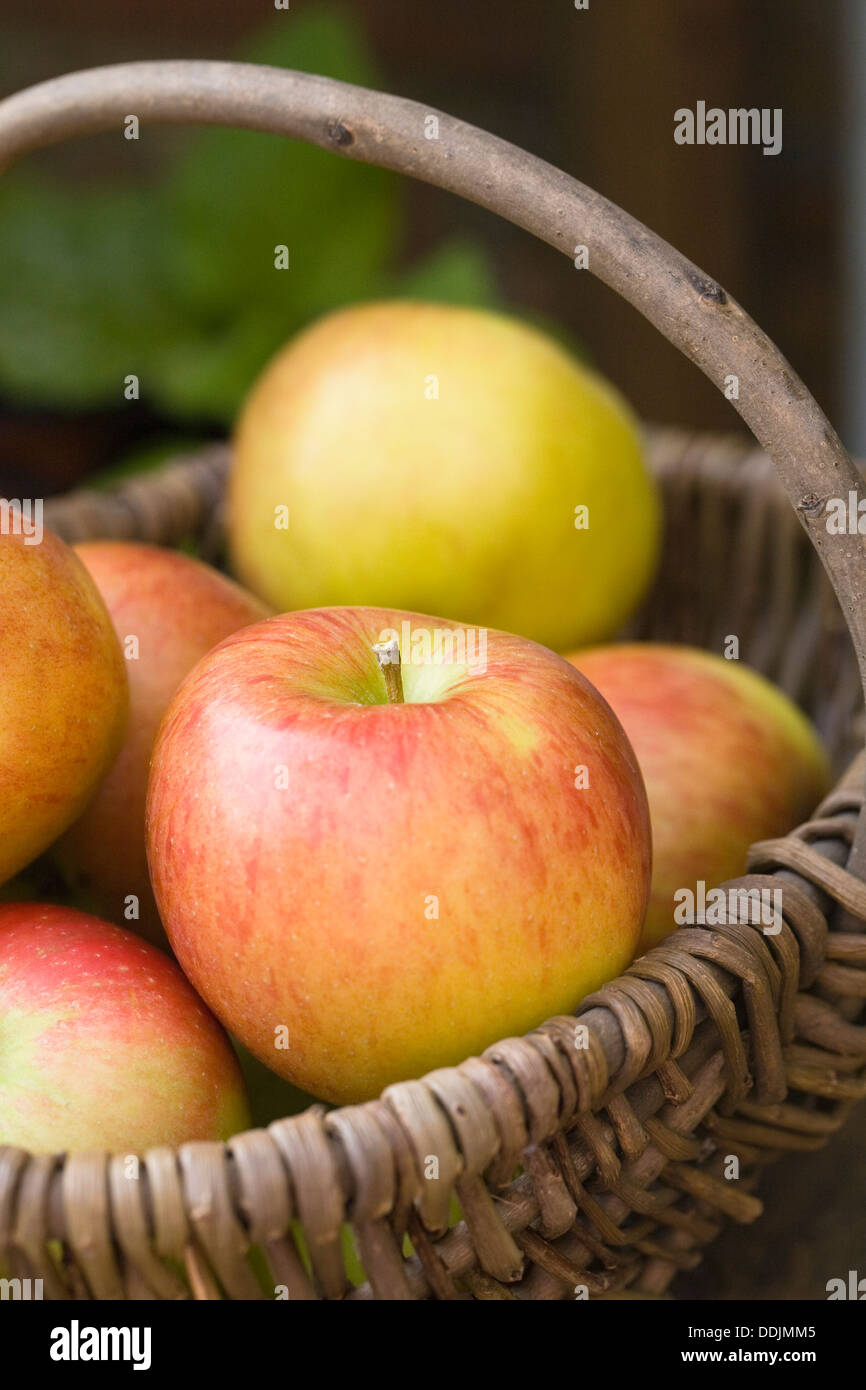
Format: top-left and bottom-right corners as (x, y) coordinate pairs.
(2, 62), (866, 1302)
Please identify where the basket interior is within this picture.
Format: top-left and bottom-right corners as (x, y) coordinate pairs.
(15, 424), (864, 1303)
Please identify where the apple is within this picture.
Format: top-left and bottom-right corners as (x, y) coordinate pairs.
(0, 526), (127, 887)
(52, 542), (269, 943)
(564, 643), (831, 951)
(228, 301), (660, 652)
(0, 903), (250, 1153)
(146, 606), (651, 1105)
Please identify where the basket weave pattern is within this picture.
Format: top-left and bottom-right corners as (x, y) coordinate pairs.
(1, 431), (864, 1301)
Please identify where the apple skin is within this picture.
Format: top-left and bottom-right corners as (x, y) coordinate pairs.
(0, 903), (250, 1154)
(52, 542), (270, 944)
(564, 644), (831, 952)
(228, 301), (660, 652)
(146, 606), (651, 1105)
(0, 528), (127, 887)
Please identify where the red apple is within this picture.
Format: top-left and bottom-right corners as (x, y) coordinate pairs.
(53, 542), (269, 943)
(0, 903), (250, 1153)
(564, 643), (831, 951)
(146, 607), (651, 1104)
(0, 526), (127, 887)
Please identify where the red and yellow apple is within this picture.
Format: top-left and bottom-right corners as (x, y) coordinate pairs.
(0, 903), (250, 1153)
(228, 301), (660, 651)
(53, 542), (269, 943)
(146, 607), (651, 1104)
(0, 527), (127, 887)
(564, 643), (831, 951)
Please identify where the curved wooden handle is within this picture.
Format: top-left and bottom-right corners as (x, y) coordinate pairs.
(2, 59), (865, 869)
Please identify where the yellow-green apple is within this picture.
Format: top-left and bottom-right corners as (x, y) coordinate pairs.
(53, 542), (270, 943)
(564, 643), (831, 951)
(228, 301), (660, 651)
(0, 526), (127, 887)
(0, 903), (250, 1153)
(146, 606), (651, 1104)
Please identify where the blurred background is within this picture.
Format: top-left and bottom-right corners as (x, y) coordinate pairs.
(0, 0), (861, 499)
(1, 0), (864, 1300)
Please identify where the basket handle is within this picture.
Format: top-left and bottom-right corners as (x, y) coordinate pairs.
(2, 59), (866, 870)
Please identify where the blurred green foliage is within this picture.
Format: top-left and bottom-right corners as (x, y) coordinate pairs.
(232, 1038), (320, 1127)
(0, 7), (499, 427)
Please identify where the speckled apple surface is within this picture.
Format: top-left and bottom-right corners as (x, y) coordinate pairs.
(0, 904), (250, 1153)
(54, 542), (270, 943)
(146, 606), (651, 1104)
(567, 643), (831, 951)
(228, 301), (660, 651)
(0, 529), (127, 886)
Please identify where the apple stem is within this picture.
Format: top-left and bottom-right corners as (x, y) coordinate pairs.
(373, 636), (405, 704)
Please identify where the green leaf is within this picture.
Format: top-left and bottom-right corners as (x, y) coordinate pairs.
(0, 181), (184, 408)
(392, 239), (501, 308)
(0, 5), (500, 427)
(148, 7), (400, 418)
